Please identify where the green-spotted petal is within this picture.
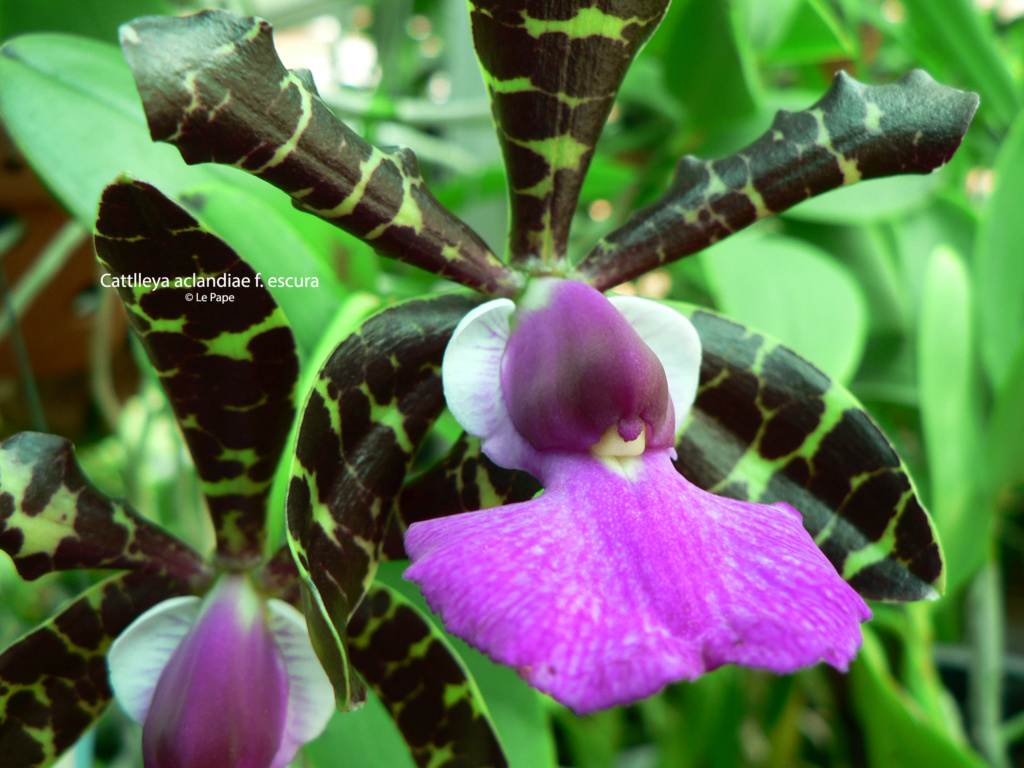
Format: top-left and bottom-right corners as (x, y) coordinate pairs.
(0, 432), (209, 585)
(120, 10), (518, 297)
(470, 0), (670, 267)
(674, 305), (943, 602)
(577, 70), (979, 289)
(385, 433), (539, 560)
(286, 293), (481, 708)
(93, 178), (300, 568)
(0, 572), (188, 768)
(348, 584), (507, 768)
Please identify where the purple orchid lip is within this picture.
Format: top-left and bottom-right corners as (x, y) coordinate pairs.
(108, 574), (335, 768)
(410, 278), (870, 713)
(406, 449), (871, 713)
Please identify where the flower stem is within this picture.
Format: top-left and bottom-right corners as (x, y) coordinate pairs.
(968, 559), (1009, 768)
(1002, 708), (1024, 748)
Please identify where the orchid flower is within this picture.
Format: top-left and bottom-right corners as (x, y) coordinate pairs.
(108, 573), (332, 768)
(0, 3), (980, 766)
(0, 171), (341, 768)
(107, 4), (970, 728)
(0, 422), (336, 768)
(404, 278), (871, 713)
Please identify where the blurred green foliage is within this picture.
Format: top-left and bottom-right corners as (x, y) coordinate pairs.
(1, 0), (1024, 766)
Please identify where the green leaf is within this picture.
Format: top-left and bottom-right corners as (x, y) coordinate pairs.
(638, 669), (748, 768)
(0, 33), (260, 227)
(93, 179), (300, 566)
(759, 0), (856, 65)
(178, 183), (348, 359)
(303, 693), (416, 768)
(577, 70), (978, 289)
(976, 109), (1024, 389)
(468, 0), (670, 266)
(917, 246), (986, 589)
(0, 432), (209, 585)
(985, 336), (1024, 502)
(742, 0), (804, 52)
(286, 293), (481, 709)
(376, 562), (557, 768)
(348, 584), (507, 768)
(662, 0), (760, 130)
(850, 628), (988, 768)
(891, 198), (977, 324)
(702, 232), (868, 382)
(0, 0), (173, 43)
(121, 11), (517, 297)
(0, 571), (187, 768)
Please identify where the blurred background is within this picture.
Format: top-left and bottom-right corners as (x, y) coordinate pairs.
(1, 0), (1023, 766)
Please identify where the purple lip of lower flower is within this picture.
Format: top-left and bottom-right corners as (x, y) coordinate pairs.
(408, 277), (871, 713)
(109, 573), (336, 768)
(141, 575), (289, 768)
(501, 279), (675, 454)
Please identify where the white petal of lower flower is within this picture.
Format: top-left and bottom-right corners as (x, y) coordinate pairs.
(268, 599), (337, 768)
(107, 595), (200, 724)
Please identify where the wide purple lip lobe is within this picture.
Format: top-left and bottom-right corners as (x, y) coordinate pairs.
(405, 451), (870, 713)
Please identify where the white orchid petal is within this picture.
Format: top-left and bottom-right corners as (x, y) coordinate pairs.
(107, 596), (201, 724)
(267, 599), (337, 768)
(442, 298), (540, 473)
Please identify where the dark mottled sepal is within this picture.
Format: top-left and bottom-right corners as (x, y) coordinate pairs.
(348, 584), (507, 768)
(121, 11), (518, 297)
(384, 433), (539, 560)
(254, 544), (301, 605)
(577, 70), (980, 289)
(0, 433), (210, 586)
(471, 0), (669, 268)
(298, 579), (367, 712)
(0, 572), (187, 768)
(287, 293), (481, 707)
(674, 305), (943, 602)
(94, 179), (299, 568)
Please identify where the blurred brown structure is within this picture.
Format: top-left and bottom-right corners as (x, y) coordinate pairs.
(0, 125), (135, 438)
